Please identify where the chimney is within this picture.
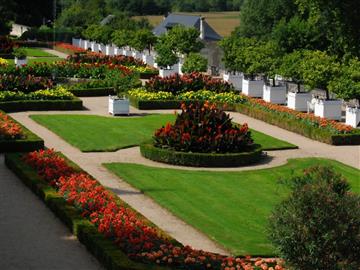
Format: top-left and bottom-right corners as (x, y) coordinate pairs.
(200, 16), (205, 40)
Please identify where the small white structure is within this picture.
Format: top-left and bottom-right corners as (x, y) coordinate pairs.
(242, 79), (264, 98)
(11, 23), (30, 37)
(123, 49), (132, 57)
(287, 92), (312, 111)
(159, 66), (179, 78)
(108, 96), (130, 115)
(72, 38), (80, 47)
(84, 40), (90, 50)
(143, 54), (154, 66)
(105, 45), (115, 56)
(314, 99), (342, 120)
(223, 72), (243, 91)
(15, 57), (27, 67)
(132, 51), (142, 59)
(90, 42), (99, 52)
(345, 106), (360, 128)
(99, 44), (106, 54)
(263, 85), (287, 104)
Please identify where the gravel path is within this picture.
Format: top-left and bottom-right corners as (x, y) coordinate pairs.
(0, 155), (103, 270)
(8, 96), (360, 258)
(40, 48), (68, 59)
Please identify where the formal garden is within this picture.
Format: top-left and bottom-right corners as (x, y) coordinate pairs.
(1, 0), (360, 269)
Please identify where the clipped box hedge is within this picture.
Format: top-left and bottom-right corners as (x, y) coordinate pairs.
(139, 72), (159, 80)
(69, 87), (115, 97)
(5, 152), (174, 270)
(0, 98), (83, 112)
(129, 97), (182, 110)
(234, 103), (360, 145)
(0, 113), (44, 152)
(140, 142), (263, 167)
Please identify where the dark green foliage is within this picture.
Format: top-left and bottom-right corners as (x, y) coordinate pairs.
(140, 142), (262, 167)
(268, 166), (360, 270)
(131, 29), (157, 53)
(181, 53), (208, 74)
(154, 40), (178, 68)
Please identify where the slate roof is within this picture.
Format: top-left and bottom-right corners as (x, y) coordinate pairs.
(153, 13), (222, 41)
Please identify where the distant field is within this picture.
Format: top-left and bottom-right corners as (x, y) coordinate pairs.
(134, 11), (240, 37)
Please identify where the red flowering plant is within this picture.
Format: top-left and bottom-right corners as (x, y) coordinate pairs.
(23, 148), (286, 270)
(0, 74), (53, 93)
(146, 72), (234, 95)
(154, 101), (254, 153)
(0, 112), (23, 140)
(54, 42), (87, 54)
(243, 95), (355, 134)
(67, 53), (146, 67)
(0, 36), (14, 54)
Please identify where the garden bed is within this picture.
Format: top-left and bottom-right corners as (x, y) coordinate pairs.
(0, 112), (44, 152)
(234, 103), (360, 145)
(0, 98), (83, 112)
(4, 152), (174, 270)
(140, 142), (263, 167)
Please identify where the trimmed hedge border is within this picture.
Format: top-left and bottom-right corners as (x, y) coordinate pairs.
(140, 143), (263, 167)
(0, 112), (44, 152)
(69, 87), (115, 97)
(4, 152), (174, 270)
(139, 73), (159, 80)
(234, 103), (360, 145)
(0, 98), (83, 112)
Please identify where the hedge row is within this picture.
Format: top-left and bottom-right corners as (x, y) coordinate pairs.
(5, 152), (174, 270)
(139, 73), (159, 80)
(234, 103), (360, 145)
(0, 114), (44, 152)
(0, 98), (83, 112)
(69, 87), (115, 97)
(140, 143), (263, 167)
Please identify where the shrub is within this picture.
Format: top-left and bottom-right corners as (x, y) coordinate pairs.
(178, 90), (245, 104)
(13, 47), (27, 59)
(0, 87), (75, 101)
(127, 88), (174, 100)
(268, 166), (360, 270)
(54, 42), (87, 54)
(0, 74), (53, 93)
(145, 72), (234, 94)
(154, 101), (254, 153)
(0, 36), (14, 54)
(182, 53), (208, 74)
(0, 57), (8, 66)
(67, 53), (145, 67)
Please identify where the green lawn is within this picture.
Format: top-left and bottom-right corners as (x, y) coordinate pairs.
(23, 47), (56, 57)
(104, 158), (360, 256)
(6, 57), (61, 66)
(30, 114), (297, 152)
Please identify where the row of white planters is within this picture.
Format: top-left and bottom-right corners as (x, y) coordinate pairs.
(224, 75), (360, 128)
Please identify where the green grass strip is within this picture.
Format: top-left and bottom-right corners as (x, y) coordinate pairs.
(104, 158), (360, 256)
(30, 114), (297, 152)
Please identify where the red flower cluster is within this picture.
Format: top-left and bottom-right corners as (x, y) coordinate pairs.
(0, 112), (23, 140)
(0, 74), (53, 93)
(68, 53), (146, 67)
(146, 72), (234, 94)
(54, 42), (87, 54)
(23, 149), (285, 270)
(244, 96), (354, 134)
(154, 101), (254, 153)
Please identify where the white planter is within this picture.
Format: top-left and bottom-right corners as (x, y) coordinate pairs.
(242, 79), (264, 97)
(263, 85), (287, 104)
(99, 44), (106, 54)
(78, 39), (84, 49)
(159, 67), (178, 78)
(72, 38), (80, 47)
(132, 51), (142, 59)
(345, 106), (360, 128)
(90, 42), (99, 52)
(108, 96), (130, 115)
(314, 99), (342, 120)
(84, 40), (90, 50)
(142, 54), (154, 66)
(114, 47), (121, 55)
(123, 49), (132, 57)
(105, 45), (115, 56)
(287, 92), (312, 111)
(223, 72), (243, 91)
(14, 57), (27, 67)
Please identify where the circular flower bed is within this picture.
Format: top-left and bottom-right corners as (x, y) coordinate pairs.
(141, 101), (262, 167)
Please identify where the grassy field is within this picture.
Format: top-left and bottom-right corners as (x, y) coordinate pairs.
(104, 158), (360, 256)
(30, 114), (296, 152)
(23, 47), (56, 57)
(134, 11), (240, 37)
(6, 47), (60, 66)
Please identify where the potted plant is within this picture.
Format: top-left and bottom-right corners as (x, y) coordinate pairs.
(260, 41), (287, 104)
(181, 53), (208, 75)
(278, 50), (312, 111)
(302, 50), (342, 120)
(154, 40), (179, 78)
(112, 29), (134, 56)
(13, 47), (27, 66)
(108, 75), (138, 116)
(329, 59), (360, 127)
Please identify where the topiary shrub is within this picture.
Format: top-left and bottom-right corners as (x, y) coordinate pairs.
(181, 53), (208, 74)
(268, 166), (360, 270)
(154, 101), (254, 153)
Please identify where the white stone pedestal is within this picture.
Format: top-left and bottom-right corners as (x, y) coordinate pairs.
(223, 73), (243, 91)
(108, 96), (130, 115)
(242, 79), (264, 97)
(159, 67), (178, 78)
(287, 92), (312, 111)
(263, 85), (287, 104)
(345, 106), (360, 128)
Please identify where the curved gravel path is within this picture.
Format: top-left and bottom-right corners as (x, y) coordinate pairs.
(8, 96), (360, 258)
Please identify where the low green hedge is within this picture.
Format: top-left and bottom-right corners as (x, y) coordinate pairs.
(139, 73), (159, 80)
(234, 103), (360, 145)
(0, 114), (44, 152)
(140, 142), (263, 167)
(69, 87), (115, 97)
(0, 98), (83, 112)
(5, 152), (174, 270)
